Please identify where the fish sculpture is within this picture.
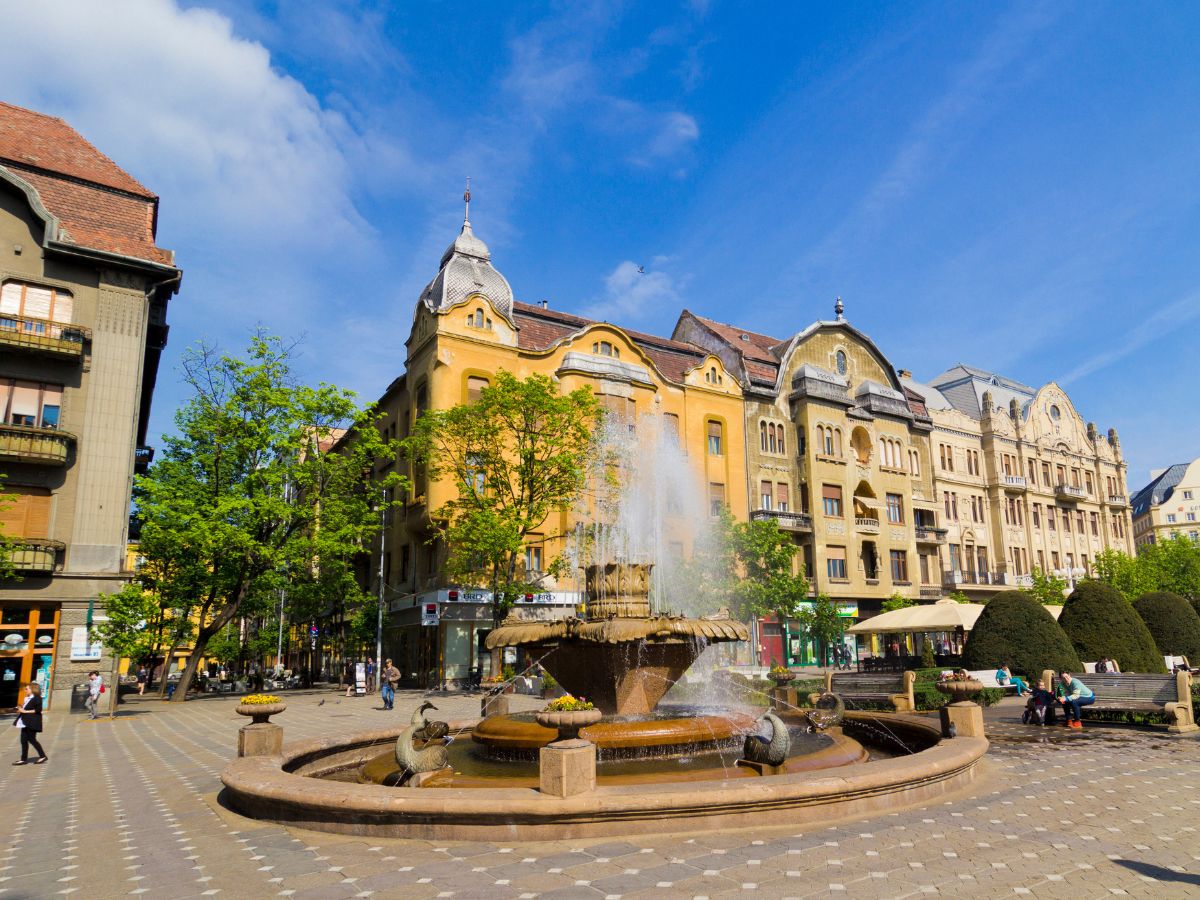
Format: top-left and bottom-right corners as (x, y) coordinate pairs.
(394, 701), (449, 782)
(805, 691), (845, 732)
(742, 710), (790, 767)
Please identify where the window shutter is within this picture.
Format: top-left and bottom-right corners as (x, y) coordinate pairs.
(10, 384), (40, 418)
(22, 286), (52, 319)
(51, 290), (72, 323)
(0, 487), (52, 538)
(0, 282), (22, 315)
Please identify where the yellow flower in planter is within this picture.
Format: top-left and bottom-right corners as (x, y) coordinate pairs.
(241, 694), (283, 705)
(544, 694), (594, 712)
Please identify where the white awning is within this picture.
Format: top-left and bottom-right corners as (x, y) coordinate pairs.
(847, 598), (985, 634)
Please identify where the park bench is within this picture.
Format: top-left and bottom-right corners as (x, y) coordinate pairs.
(965, 670), (1020, 692)
(1164, 655), (1192, 672)
(1039, 669), (1198, 734)
(817, 670), (916, 712)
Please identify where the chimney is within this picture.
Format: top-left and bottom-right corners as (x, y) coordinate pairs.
(898, 369), (912, 379)
(540, 300), (549, 309)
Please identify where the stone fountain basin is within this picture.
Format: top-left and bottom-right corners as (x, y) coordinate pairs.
(220, 712), (988, 841)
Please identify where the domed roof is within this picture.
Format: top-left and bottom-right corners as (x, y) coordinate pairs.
(419, 217), (514, 320)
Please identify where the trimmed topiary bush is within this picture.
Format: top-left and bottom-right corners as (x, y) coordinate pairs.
(962, 591), (1081, 680)
(1132, 591), (1200, 662)
(1059, 582), (1166, 673)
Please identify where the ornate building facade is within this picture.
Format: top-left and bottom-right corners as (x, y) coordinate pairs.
(0, 103), (180, 709)
(904, 366), (1134, 595)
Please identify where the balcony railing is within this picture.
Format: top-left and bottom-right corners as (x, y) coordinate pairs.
(920, 586), (942, 599)
(999, 573), (1033, 587)
(1055, 483), (1087, 501)
(0, 423), (75, 465)
(854, 517), (880, 534)
(944, 570), (999, 587)
(914, 527), (947, 544)
(750, 509), (813, 532)
(6, 538), (65, 574)
(1003, 474), (1027, 490)
(0, 314), (90, 360)
(1107, 494), (1127, 507)
(135, 445), (155, 473)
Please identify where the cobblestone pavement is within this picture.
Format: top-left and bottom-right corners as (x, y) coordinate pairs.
(1, 690), (1198, 899)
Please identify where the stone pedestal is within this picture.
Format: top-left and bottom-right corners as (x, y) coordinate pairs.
(939, 701), (985, 739)
(482, 693), (510, 718)
(736, 758), (785, 776)
(539, 738), (596, 798)
(769, 685), (798, 713)
(238, 722), (283, 757)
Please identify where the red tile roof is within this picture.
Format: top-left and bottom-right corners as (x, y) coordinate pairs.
(511, 301), (709, 384)
(690, 313), (784, 364)
(0, 101), (174, 267)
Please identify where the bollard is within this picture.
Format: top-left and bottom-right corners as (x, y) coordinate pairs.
(539, 738), (596, 798)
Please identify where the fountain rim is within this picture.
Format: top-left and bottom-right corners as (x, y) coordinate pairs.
(220, 711), (988, 840)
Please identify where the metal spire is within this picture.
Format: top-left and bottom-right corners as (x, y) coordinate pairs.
(463, 177), (471, 226)
(834, 296), (844, 321)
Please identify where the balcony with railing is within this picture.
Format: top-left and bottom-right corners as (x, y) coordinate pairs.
(0, 314), (90, 360)
(750, 509), (813, 532)
(135, 445), (155, 474)
(944, 569), (999, 587)
(0, 423), (75, 465)
(920, 586), (942, 599)
(1002, 474), (1027, 491)
(6, 538), (65, 574)
(999, 572), (1033, 587)
(1055, 483), (1087, 501)
(1107, 494), (1127, 507)
(854, 517), (880, 534)
(914, 526), (948, 545)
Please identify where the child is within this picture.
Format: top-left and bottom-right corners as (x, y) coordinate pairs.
(1022, 680), (1056, 726)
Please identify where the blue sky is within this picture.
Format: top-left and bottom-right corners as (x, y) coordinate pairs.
(3, 1), (1198, 488)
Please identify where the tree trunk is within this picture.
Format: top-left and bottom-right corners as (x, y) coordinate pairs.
(171, 621), (225, 701)
(156, 638), (180, 698)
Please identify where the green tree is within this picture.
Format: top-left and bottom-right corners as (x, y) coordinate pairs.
(962, 591), (1081, 678)
(729, 513), (810, 620)
(946, 590), (970, 604)
(0, 478), (15, 582)
(95, 583), (162, 672)
(1132, 591), (1200, 661)
(403, 371), (601, 628)
(1058, 581), (1165, 672)
(1025, 567), (1069, 605)
(882, 593), (915, 613)
(1146, 535), (1200, 601)
(137, 334), (405, 701)
(1091, 548), (1158, 600)
(793, 593), (845, 666)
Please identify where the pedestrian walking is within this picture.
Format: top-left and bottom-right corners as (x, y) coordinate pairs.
(381, 659), (400, 710)
(366, 658), (376, 694)
(11, 683), (47, 765)
(136, 665), (148, 696)
(344, 659), (355, 698)
(85, 671), (103, 719)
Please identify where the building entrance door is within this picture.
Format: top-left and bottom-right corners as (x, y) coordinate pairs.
(0, 604), (60, 708)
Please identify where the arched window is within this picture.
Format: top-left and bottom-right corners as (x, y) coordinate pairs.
(777, 428), (785, 456)
(834, 428), (843, 457)
(768, 423), (777, 454)
(592, 340), (617, 357)
(760, 421), (767, 452)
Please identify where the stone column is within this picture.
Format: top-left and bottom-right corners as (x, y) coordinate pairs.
(539, 739), (596, 798)
(238, 723), (283, 757)
(939, 701), (984, 739)
(769, 685), (798, 713)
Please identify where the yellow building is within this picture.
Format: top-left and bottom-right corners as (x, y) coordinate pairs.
(364, 207), (747, 687)
(904, 366), (1134, 594)
(674, 300), (940, 637)
(1132, 458), (1200, 549)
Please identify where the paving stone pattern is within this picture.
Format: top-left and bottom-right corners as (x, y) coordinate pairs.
(1, 690), (1199, 898)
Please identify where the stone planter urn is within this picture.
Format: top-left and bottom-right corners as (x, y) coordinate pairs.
(235, 701), (286, 725)
(936, 680), (982, 701)
(535, 708), (602, 741)
(770, 671), (796, 687)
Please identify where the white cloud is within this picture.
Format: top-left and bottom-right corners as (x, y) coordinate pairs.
(583, 260), (685, 323)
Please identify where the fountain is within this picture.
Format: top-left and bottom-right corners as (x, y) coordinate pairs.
(220, 415), (988, 839)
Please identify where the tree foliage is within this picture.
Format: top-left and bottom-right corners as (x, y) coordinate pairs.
(728, 513), (810, 620)
(1058, 581), (1166, 672)
(793, 593), (845, 664)
(136, 334), (405, 700)
(403, 371), (601, 627)
(1131, 591), (1200, 661)
(882, 593), (915, 613)
(1025, 567), (1069, 605)
(962, 590), (1081, 678)
(0, 477), (15, 582)
(1091, 537), (1200, 602)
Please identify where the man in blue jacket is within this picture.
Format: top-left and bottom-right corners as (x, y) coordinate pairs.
(1055, 671), (1095, 729)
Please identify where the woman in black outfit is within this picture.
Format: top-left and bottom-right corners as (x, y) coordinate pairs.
(12, 682), (47, 765)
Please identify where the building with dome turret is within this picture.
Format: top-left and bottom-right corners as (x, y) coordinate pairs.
(358, 204), (747, 687)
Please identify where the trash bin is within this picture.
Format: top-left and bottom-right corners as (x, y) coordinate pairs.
(70, 683), (90, 714)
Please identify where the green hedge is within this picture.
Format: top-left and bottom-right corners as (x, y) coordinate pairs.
(962, 590), (1081, 679)
(1059, 582), (1166, 673)
(1132, 591), (1200, 661)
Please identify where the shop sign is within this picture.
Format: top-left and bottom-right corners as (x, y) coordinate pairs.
(420, 602), (439, 626)
(793, 601), (858, 618)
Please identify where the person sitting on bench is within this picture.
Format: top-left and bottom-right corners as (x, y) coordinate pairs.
(995, 664), (1029, 696)
(1055, 671), (1095, 729)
